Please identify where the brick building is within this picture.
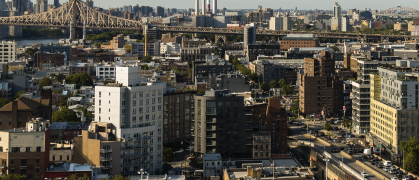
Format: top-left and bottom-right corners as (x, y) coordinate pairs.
(34, 52), (67, 67)
(244, 103), (267, 128)
(280, 34), (320, 50)
(0, 118), (50, 179)
(0, 89), (52, 130)
(69, 63), (93, 76)
(265, 98), (287, 155)
(163, 91), (196, 145)
(70, 48), (117, 63)
(63, 122), (90, 141)
(101, 34), (126, 50)
(299, 51), (344, 116)
(252, 131), (271, 158)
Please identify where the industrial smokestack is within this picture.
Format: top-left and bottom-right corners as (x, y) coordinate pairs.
(201, 0), (206, 16)
(207, 0), (210, 12)
(69, 21), (74, 42)
(195, 0), (199, 16)
(212, 0), (217, 15)
(82, 21), (86, 45)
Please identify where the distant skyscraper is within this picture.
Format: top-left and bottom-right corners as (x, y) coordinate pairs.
(331, 2), (342, 31)
(269, 16), (283, 30)
(244, 23), (256, 47)
(195, 0), (199, 16)
(53, 0), (60, 8)
(206, 0), (210, 12)
(122, 5), (128, 12)
(127, 5), (132, 13)
(283, 15), (291, 30)
(334, 2), (341, 18)
(201, 0), (205, 16)
(156, 6), (164, 17)
(86, 0), (93, 7)
(212, 0), (217, 15)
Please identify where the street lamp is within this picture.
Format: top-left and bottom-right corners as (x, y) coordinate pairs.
(138, 169), (147, 180)
(323, 158), (329, 180)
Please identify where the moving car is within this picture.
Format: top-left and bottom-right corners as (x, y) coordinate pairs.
(339, 147), (345, 150)
(370, 161), (376, 165)
(360, 172), (368, 177)
(390, 169), (396, 174)
(376, 163), (384, 168)
(332, 148), (340, 153)
(383, 167), (389, 172)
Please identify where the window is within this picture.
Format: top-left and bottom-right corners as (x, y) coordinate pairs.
(36, 168), (40, 174)
(26, 147), (30, 152)
(21, 159), (27, 166)
(36, 159), (40, 164)
(10, 159), (14, 165)
(11, 147), (19, 152)
(60, 155), (62, 161)
(36, 147), (41, 152)
(9, 118), (11, 124)
(0, 147), (2, 152)
(67, 155), (70, 160)
(53, 155), (55, 161)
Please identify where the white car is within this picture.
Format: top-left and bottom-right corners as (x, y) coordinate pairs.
(175, 149), (184, 153)
(361, 172), (368, 177)
(389, 170), (396, 174)
(383, 167), (389, 172)
(336, 120), (342, 123)
(391, 177), (399, 180)
(403, 178), (410, 180)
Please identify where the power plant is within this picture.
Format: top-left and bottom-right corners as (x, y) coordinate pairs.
(196, 0), (217, 16)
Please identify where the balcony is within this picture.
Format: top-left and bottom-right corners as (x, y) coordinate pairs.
(100, 149), (112, 153)
(206, 119), (217, 123)
(205, 127), (216, 131)
(206, 134), (216, 138)
(206, 142), (217, 146)
(121, 152), (150, 158)
(100, 157), (112, 161)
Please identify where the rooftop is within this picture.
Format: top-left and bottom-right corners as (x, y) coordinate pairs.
(204, 153), (222, 161)
(45, 163), (94, 172)
(50, 122), (69, 130)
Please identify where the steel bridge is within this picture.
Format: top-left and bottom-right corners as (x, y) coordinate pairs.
(0, 0), (418, 43)
(0, 0), (142, 30)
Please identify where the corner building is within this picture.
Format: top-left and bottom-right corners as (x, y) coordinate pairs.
(95, 66), (164, 175)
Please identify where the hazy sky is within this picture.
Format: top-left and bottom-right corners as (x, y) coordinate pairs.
(60, 0), (419, 11)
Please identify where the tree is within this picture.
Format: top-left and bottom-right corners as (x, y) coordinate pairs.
(282, 84), (294, 95)
(260, 82), (270, 92)
(65, 73), (93, 88)
(324, 122), (332, 131)
(330, 46), (340, 52)
(248, 73), (259, 83)
(270, 80), (279, 88)
(103, 80), (109, 85)
(13, 90), (26, 99)
(404, 151), (419, 175)
(141, 55), (153, 63)
(59, 93), (72, 107)
(0, 98), (9, 108)
(0, 174), (27, 180)
(53, 90), (63, 94)
(278, 79), (287, 88)
(39, 77), (52, 88)
(50, 73), (63, 82)
(197, 89), (206, 94)
(52, 106), (79, 122)
(163, 147), (175, 162)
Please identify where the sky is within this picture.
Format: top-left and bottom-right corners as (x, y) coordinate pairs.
(59, 0), (419, 11)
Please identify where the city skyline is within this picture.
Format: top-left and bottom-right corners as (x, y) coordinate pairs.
(56, 0), (419, 11)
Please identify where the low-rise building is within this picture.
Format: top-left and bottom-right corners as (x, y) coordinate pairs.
(252, 131), (271, 158)
(49, 143), (73, 163)
(35, 52), (67, 68)
(203, 153), (222, 178)
(280, 34), (320, 50)
(0, 41), (17, 63)
(0, 118), (50, 179)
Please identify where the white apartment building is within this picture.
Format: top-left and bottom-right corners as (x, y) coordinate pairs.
(0, 41), (17, 63)
(125, 41), (160, 58)
(95, 65), (164, 175)
(160, 42), (180, 55)
(96, 63), (116, 79)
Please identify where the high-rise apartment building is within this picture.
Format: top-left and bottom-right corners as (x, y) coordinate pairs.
(156, 6), (164, 17)
(0, 118), (50, 179)
(244, 23), (256, 47)
(369, 63), (419, 155)
(94, 65), (165, 175)
(0, 41), (17, 63)
(53, 0), (60, 8)
(163, 91), (195, 144)
(34, 0), (48, 14)
(193, 90), (253, 158)
(331, 2), (342, 31)
(351, 56), (396, 134)
(283, 15), (292, 31)
(250, 60), (286, 83)
(265, 98), (288, 154)
(269, 16), (283, 30)
(299, 51), (344, 116)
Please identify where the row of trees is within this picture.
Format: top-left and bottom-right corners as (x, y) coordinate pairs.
(231, 58), (259, 82)
(86, 30), (139, 41)
(399, 137), (419, 175)
(259, 79), (293, 95)
(21, 27), (64, 38)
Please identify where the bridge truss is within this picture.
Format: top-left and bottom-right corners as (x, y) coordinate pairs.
(0, 0), (143, 30)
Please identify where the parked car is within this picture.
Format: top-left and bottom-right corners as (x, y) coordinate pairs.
(348, 134), (355, 138)
(356, 156), (363, 160)
(175, 149), (184, 153)
(370, 161), (376, 165)
(332, 148), (339, 153)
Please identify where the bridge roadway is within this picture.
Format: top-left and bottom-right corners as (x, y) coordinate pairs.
(296, 134), (391, 180)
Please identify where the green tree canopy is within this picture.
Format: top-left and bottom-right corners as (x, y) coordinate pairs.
(39, 77), (53, 88)
(52, 106), (79, 122)
(270, 80), (279, 88)
(278, 78), (287, 88)
(13, 90), (27, 99)
(0, 174), (27, 180)
(197, 89), (206, 94)
(260, 82), (270, 92)
(324, 122), (332, 131)
(248, 73), (259, 83)
(141, 55), (153, 63)
(0, 98), (9, 108)
(50, 73), (63, 82)
(404, 151), (419, 175)
(163, 147), (175, 162)
(65, 73), (93, 88)
(282, 84), (294, 95)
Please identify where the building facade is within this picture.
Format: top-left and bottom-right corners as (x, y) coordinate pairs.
(0, 41), (17, 63)
(299, 51), (344, 116)
(94, 66), (164, 175)
(193, 90), (252, 158)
